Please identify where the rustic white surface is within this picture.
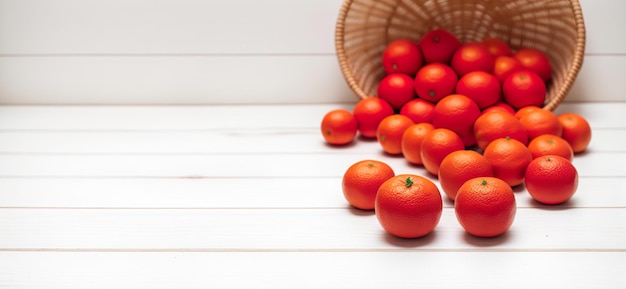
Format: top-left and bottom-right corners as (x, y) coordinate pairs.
(0, 0), (625, 288)
(0, 103), (625, 288)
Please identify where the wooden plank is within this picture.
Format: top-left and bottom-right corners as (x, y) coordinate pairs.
(0, 127), (620, 154)
(0, 0), (340, 55)
(0, 176), (622, 209)
(0, 103), (622, 130)
(0, 208), (623, 250)
(0, 55), (355, 104)
(0, 55), (623, 104)
(0, 0), (621, 55)
(0, 150), (621, 178)
(0, 252), (623, 289)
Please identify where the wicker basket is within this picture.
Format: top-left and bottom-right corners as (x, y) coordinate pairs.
(335, 0), (586, 111)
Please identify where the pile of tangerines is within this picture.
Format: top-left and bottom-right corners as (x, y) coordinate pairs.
(321, 29), (592, 239)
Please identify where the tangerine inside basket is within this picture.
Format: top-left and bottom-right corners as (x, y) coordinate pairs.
(335, 0), (586, 111)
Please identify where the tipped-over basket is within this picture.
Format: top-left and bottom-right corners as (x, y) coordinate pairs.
(335, 0), (586, 111)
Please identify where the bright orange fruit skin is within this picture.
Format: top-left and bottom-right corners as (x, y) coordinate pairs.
(375, 174), (443, 238)
(525, 155), (578, 205)
(455, 177), (516, 237)
(342, 160), (395, 210)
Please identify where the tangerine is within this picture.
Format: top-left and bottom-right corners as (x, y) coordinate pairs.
(502, 70), (546, 109)
(513, 48), (552, 82)
(377, 114), (415, 155)
(375, 174), (443, 238)
(455, 71), (502, 109)
(432, 94), (481, 147)
(558, 113), (592, 153)
(420, 128), (465, 176)
(399, 98), (435, 124)
(342, 160), (395, 210)
(417, 29), (461, 64)
(455, 177), (516, 237)
(473, 110), (528, 150)
(414, 63), (458, 103)
(527, 134), (574, 161)
(401, 122), (435, 165)
(320, 109), (358, 145)
(439, 150), (494, 201)
(525, 155), (578, 205)
(353, 97), (395, 139)
(483, 137), (533, 187)
(518, 108), (563, 140)
(377, 73), (416, 111)
(451, 42), (494, 76)
(382, 39), (423, 76)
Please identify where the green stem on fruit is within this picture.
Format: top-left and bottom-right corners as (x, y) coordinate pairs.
(482, 179), (488, 186)
(405, 177), (414, 188)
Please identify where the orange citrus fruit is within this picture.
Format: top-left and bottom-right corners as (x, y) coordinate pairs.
(502, 70), (546, 109)
(382, 39), (423, 76)
(399, 98), (435, 124)
(377, 73), (416, 111)
(320, 109), (358, 145)
(438, 150), (494, 201)
(513, 48), (552, 82)
(420, 128), (465, 176)
(482, 102), (516, 115)
(455, 71), (502, 109)
(455, 177), (516, 237)
(353, 97), (395, 139)
(342, 160), (395, 210)
(527, 134), (574, 161)
(483, 137), (533, 187)
(518, 108), (562, 140)
(525, 155), (578, 205)
(377, 114), (415, 155)
(401, 122), (435, 165)
(558, 113), (592, 153)
(375, 174), (443, 238)
(417, 29), (461, 64)
(481, 37), (512, 57)
(473, 110), (529, 150)
(414, 63), (458, 103)
(492, 55), (524, 83)
(451, 42), (494, 76)
(432, 94), (481, 147)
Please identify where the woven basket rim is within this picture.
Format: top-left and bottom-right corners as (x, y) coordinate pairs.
(335, 0), (587, 111)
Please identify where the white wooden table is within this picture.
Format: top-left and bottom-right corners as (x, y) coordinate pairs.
(1, 0), (625, 287)
(0, 102), (624, 288)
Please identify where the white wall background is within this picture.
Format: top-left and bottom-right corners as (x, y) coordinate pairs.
(0, 0), (623, 104)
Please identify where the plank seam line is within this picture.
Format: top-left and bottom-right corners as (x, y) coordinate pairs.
(0, 248), (624, 253)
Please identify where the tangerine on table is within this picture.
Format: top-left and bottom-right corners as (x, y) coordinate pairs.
(518, 108), (563, 140)
(377, 114), (415, 155)
(401, 122), (435, 165)
(473, 110), (528, 150)
(320, 109), (358, 145)
(382, 39), (423, 76)
(342, 160), (395, 210)
(353, 97), (395, 139)
(558, 112), (592, 153)
(414, 63), (458, 103)
(399, 98), (435, 124)
(417, 29), (461, 64)
(438, 150), (494, 201)
(455, 177), (516, 237)
(377, 73), (416, 111)
(502, 70), (546, 109)
(451, 42), (494, 76)
(528, 134), (574, 161)
(513, 48), (552, 82)
(420, 128), (465, 176)
(455, 71), (502, 109)
(525, 155), (578, 205)
(483, 137), (533, 187)
(375, 174), (443, 238)
(432, 94), (481, 147)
